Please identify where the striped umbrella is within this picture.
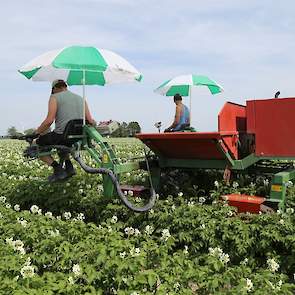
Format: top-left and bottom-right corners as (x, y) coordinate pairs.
(154, 74), (224, 118)
(19, 45), (143, 123)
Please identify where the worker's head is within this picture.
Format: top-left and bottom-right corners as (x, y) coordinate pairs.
(51, 79), (67, 94)
(173, 93), (182, 104)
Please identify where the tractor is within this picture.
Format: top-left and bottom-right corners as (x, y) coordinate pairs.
(20, 96), (295, 213)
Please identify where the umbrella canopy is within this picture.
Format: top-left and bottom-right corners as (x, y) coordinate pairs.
(155, 74), (223, 96)
(19, 45), (142, 85)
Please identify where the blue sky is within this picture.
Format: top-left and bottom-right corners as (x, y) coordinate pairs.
(1, 0), (295, 134)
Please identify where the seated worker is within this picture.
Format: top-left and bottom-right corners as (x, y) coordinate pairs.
(34, 79), (96, 182)
(164, 93), (190, 132)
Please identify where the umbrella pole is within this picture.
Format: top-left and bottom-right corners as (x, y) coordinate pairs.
(82, 70), (86, 125)
(189, 86), (192, 122)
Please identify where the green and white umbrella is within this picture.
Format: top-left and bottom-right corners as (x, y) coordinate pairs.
(155, 74), (224, 118)
(19, 45), (142, 123)
(19, 45), (142, 85)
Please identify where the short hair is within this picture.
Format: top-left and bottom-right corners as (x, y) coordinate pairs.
(173, 93), (182, 101)
(53, 80), (67, 89)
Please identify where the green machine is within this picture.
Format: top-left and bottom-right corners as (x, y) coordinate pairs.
(21, 121), (156, 213)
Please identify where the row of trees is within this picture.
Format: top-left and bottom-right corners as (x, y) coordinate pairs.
(6, 121), (141, 138)
(111, 121), (141, 137)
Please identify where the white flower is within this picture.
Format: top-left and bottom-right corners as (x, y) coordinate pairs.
(124, 227), (135, 236)
(135, 197), (142, 203)
(14, 204), (20, 211)
(188, 201), (195, 207)
(7, 238), (26, 255)
(171, 204), (176, 211)
(17, 218), (27, 228)
(174, 282), (180, 290)
(279, 219), (284, 225)
(111, 215), (118, 223)
(49, 229), (60, 237)
(30, 205), (39, 214)
(78, 189), (84, 194)
(183, 245), (189, 255)
(178, 192), (183, 197)
(149, 209), (154, 215)
(134, 229), (141, 236)
(245, 278), (253, 292)
(241, 258), (248, 265)
(130, 247), (141, 257)
(128, 190), (134, 197)
(145, 225), (154, 235)
(161, 229), (171, 241)
(0, 196), (6, 203)
(63, 212), (71, 220)
(209, 247), (230, 265)
(220, 253), (230, 265)
(68, 276), (75, 285)
(267, 258), (279, 272)
(120, 251), (126, 258)
(214, 180), (219, 188)
(232, 181), (239, 189)
(286, 208), (294, 214)
(20, 264), (35, 278)
(227, 211), (233, 217)
(199, 197), (206, 204)
(201, 224), (206, 229)
(72, 264), (81, 277)
(45, 212), (53, 218)
(286, 180), (293, 187)
(263, 179), (269, 186)
(77, 213), (85, 221)
(6, 237), (13, 246)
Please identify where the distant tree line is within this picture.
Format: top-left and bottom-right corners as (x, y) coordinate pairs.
(6, 126), (37, 137)
(109, 121), (141, 137)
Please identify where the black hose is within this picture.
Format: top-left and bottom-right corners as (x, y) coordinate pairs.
(74, 154), (157, 212)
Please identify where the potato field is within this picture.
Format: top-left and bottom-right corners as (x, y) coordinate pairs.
(0, 138), (294, 294)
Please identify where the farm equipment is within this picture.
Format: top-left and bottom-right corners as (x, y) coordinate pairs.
(20, 121), (157, 213)
(137, 97), (295, 213)
(20, 97), (295, 213)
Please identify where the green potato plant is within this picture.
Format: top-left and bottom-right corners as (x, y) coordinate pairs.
(0, 139), (294, 294)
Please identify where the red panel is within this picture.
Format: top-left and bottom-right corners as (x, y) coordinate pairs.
(136, 132), (238, 160)
(218, 102), (246, 159)
(223, 194), (266, 213)
(218, 102), (246, 132)
(246, 97), (295, 157)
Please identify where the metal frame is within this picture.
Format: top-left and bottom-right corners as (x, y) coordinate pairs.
(29, 126), (294, 210)
(153, 146), (295, 209)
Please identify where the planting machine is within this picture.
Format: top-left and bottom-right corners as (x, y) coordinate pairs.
(21, 97), (295, 213)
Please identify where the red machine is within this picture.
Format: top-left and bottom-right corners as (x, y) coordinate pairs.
(137, 97), (295, 213)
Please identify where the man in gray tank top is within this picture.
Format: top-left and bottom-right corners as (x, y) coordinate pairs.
(34, 80), (96, 182)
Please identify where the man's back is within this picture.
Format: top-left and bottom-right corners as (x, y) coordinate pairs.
(53, 90), (84, 134)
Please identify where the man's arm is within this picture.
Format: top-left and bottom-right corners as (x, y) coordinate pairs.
(36, 96), (57, 134)
(165, 105), (181, 131)
(85, 101), (96, 125)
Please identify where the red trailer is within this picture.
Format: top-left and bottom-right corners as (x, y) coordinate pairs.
(137, 97), (295, 212)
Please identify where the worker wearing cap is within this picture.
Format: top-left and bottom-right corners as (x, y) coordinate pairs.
(164, 93), (190, 132)
(34, 79), (95, 182)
